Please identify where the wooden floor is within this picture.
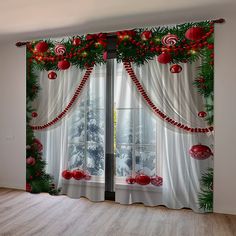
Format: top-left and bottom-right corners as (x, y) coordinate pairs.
(0, 188), (236, 236)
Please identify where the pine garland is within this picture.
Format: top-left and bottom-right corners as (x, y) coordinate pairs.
(198, 168), (213, 211)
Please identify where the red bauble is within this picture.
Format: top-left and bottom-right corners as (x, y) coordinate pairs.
(189, 144), (213, 160)
(34, 41), (49, 53)
(26, 183), (32, 192)
(135, 174), (151, 185)
(141, 31), (152, 41)
(62, 170), (72, 180)
(48, 71), (57, 80)
(72, 37), (81, 46)
(208, 44), (214, 50)
(72, 169), (86, 180)
(185, 27), (205, 41)
(31, 112), (38, 118)
(198, 111), (207, 118)
(26, 156), (36, 166)
(33, 138), (43, 152)
(126, 176), (136, 184)
(170, 64), (182, 73)
(157, 52), (172, 64)
(150, 176), (163, 186)
(58, 60), (70, 70)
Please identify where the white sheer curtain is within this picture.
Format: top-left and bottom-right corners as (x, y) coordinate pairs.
(114, 60), (213, 212)
(35, 64), (106, 201)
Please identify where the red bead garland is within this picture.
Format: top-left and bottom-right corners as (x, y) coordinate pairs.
(123, 61), (213, 133)
(30, 67), (94, 130)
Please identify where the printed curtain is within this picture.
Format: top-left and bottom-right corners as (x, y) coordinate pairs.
(26, 21), (214, 212)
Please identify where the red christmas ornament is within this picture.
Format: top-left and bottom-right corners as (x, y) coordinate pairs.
(31, 112), (38, 118)
(157, 52), (172, 64)
(26, 156), (36, 166)
(135, 173), (151, 185)
(185, 27), (205, 41)
(150, 176), (163, 186)
(170, 64), (182, 73)
(198, 111), (207, 118)
(62, 170), (72, 180)
(208, 44), (214, 50)
(34, 41), (49, 53)
(126, 176), (136, 184)
(189, 144), (213, 160)
(72, 169), (86, 180)
(58, 60), (70, 70)
(141, 31), (152, 41)
(72, 37), (81, 46)
(26, 183), (32, 192)
(33, 138), (43, 152)
(48, 71), (57, 80)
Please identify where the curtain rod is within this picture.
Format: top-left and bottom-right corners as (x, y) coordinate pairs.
(15, 18), (225, 47)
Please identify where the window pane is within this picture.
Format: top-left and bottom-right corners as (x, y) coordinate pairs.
(116, 145), (132, 177)
(116, 109), (133, 144)
(86, 109), (104, 143)
(134, 109), (156, 145)
(67, 144), (85, 170)
(135, 145), (156, 176)
(68, 102), (85, 143)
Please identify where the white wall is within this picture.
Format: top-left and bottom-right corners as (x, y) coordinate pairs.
(0, 44), (26, 189)
(214, 14), (236, 215)
(0, 14), (236, 214)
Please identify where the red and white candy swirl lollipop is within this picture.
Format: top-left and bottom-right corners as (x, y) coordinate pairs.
(54, 44), (66, 55)
(161, 33), (178, 46)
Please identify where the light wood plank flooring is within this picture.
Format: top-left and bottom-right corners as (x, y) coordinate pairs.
(0, 188), (236, 236)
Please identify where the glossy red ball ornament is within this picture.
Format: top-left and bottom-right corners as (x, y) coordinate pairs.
(72, 169), (86, 180)
(126, 176), (136, 184)
(31, 112), (38, 118)
(185, 27), (205, 41)
(189, 144), (213, 160)
(150, 175), (163, 186)
(72, 37), (81, 46)
(48, 71), (57, 80)
(208, 44), (214, 50)
(170, 64), (182, 73)
(26, 156), (36, 166)
(141, 31), (152, 41)
(26, 183), (32, 192)
(135, 173), (151, 185)
(157, 52), (172, 64)
(58, 60), (70, 70)
(62, 170), (73, 180)
(198, 111), (207, 118)
(34, 41), (49, 53)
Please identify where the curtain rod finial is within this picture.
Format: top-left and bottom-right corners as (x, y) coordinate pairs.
(213, 18), (225, 24)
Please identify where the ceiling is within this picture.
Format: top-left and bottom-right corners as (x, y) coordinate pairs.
(0, 0), (234, 42)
